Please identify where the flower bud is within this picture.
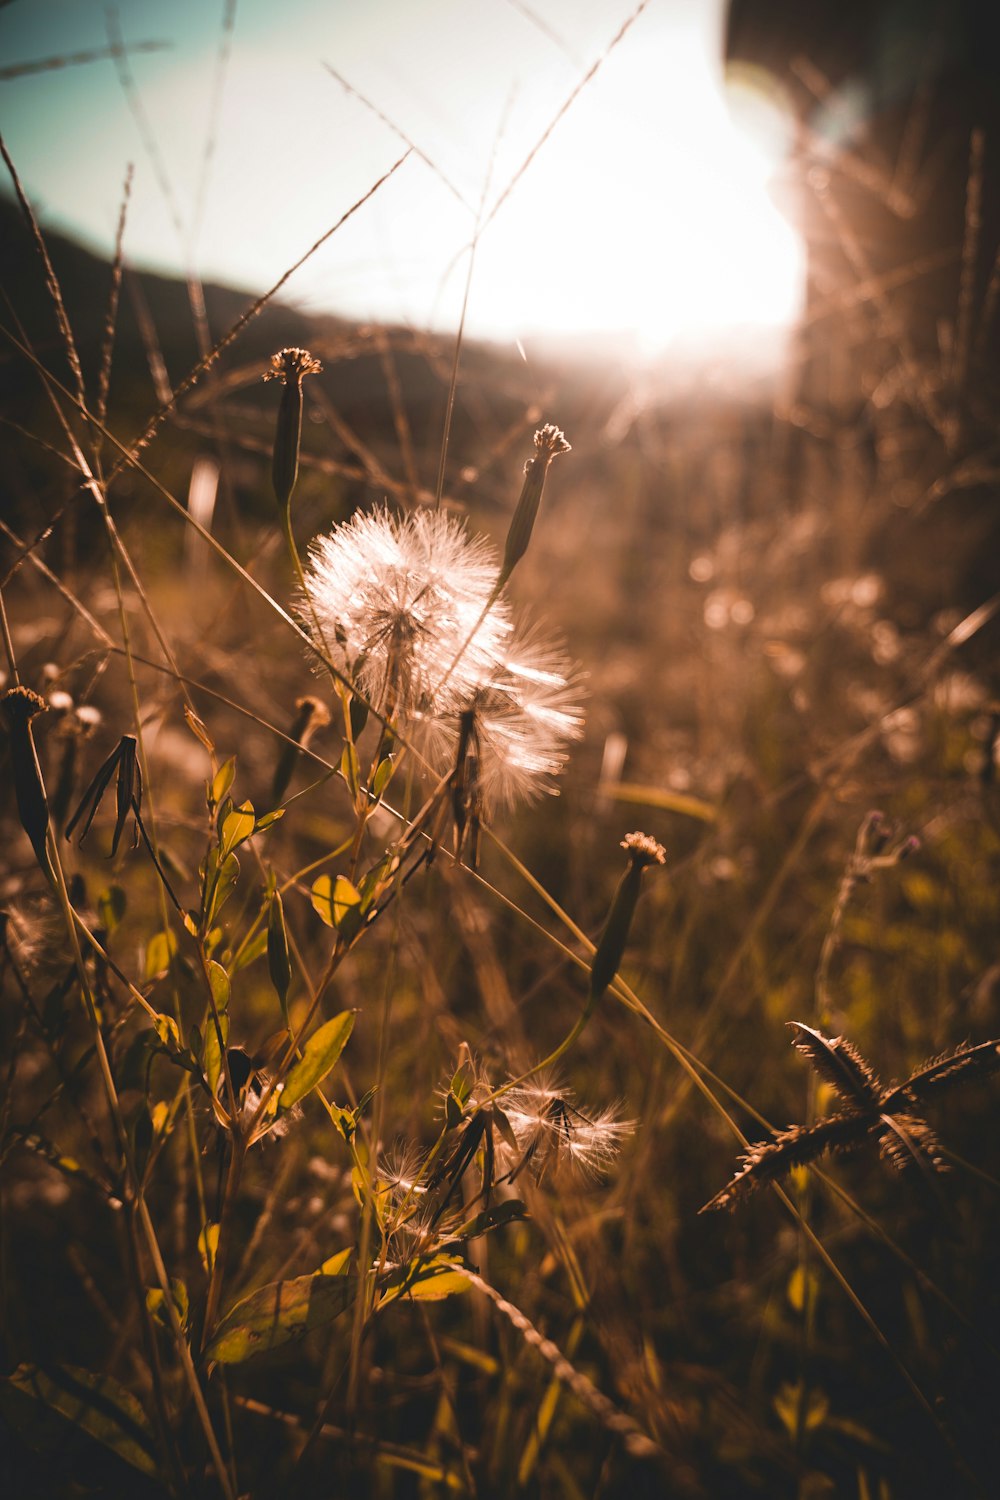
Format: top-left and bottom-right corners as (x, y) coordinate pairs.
(498, 424), (570, 590)
(589, 832), (666, 1001)
(1, 686), (53, 881)
(271, 694), (330, 803)
(264, 347), (322, 513)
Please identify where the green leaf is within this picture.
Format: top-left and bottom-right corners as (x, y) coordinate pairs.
(144, 929), (177, 982)
(279, 1011), (355, 1112)
(184, 704), (214, 753)
(319, 1247), (352, 1276)
(310, 874), (335, 927)
(199, 1222), (220, 1274)
(774, 1381), (829, 1439)
(599, 781), (717, 823)
(205, 924), (226, 957)
(331, 875), (362, 932)
(203, 847), (240, 925)
(96, 884), (126, 935)
(787, 1265), (820, 1314)
(2, 1362), (160, 1479)
(146, 1277), (189, 1332)
(154, 1013), (180, 1050)
(267, 891), (291, 1019)
(210, 756), (236, 809)
(341, 741), (361, 799)
(451, 1065), (473, 1107)
(371, 754), (394, 801)
(328, 1102), (357, 1143)
(220, 801), (256, 859)
(453, 1198), (527, 1241)
(254, 808), (285, 832)
(310, 874), (362, 937)
(231, 926), (269, 974)
(379, 1257), (470, 1306)
(206, 959), (230, 1013)
(206, 1271), (355, 1364)
(357, 850), (398, 911)
(204, 1013), (230, 1097)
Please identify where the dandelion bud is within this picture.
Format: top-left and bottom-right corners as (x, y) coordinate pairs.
(1, 686), (53, 882)
(264, 347), (322, 514)
(498, 423), (571, 590)
(271, 694), (330, 803)
(589, 832), (666, 1001)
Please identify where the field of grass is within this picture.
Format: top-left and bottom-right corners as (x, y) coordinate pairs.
(2, 52), (1000, 1499)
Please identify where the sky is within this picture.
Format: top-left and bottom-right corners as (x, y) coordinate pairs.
(0, 0), (806, 357)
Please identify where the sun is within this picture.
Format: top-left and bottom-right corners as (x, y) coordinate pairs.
(465, 20), (805, 358)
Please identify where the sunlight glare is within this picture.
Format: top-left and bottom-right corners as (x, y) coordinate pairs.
(465, 19), (805, 358)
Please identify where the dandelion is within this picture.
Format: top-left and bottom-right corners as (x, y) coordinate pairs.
(419, 623), (584, 864)
(1, 898), (58, 973)
(438, 626), (584, 813)
(300, 506), (511, 723)
(497, 1078), (634, 1182)
(379, 1143), (428, 1205)
(377, 1144), (434, 1240)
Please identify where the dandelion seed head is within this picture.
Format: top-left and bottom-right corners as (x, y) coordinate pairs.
(497, 1077), (634, 1182)
(302, 507), (510, 721)
(379, 1142), (428, 1204)
(422, 623), (584, 813)
(1, 898), (57, 972)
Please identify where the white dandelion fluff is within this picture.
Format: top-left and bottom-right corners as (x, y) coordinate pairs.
(301, 507), (585, 834)
(421, 621), (585, 816)
(497, 1079), (634, 1182)
(301, 507), (511, 722)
